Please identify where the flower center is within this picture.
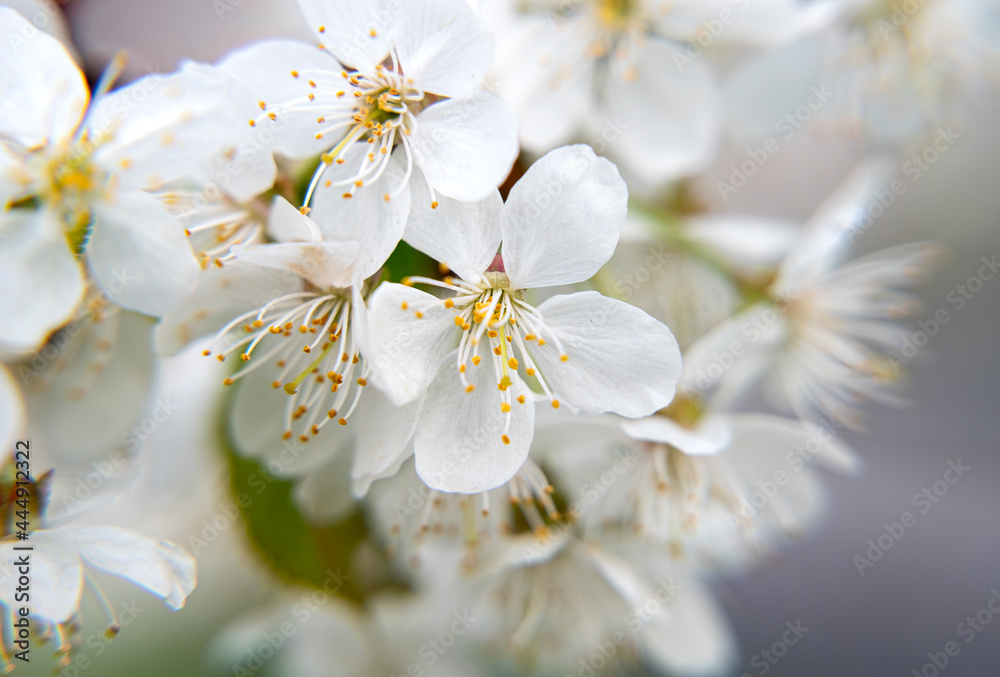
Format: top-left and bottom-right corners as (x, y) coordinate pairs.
(252, 59), (429, 205)
(206, 287), (368, 443)
(403, 274), (572, 446)
(21, 134), (110, 257)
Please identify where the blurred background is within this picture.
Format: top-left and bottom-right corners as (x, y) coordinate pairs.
(8, 0), (999, 675)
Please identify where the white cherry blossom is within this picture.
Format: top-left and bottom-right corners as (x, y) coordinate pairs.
(368, 145), (682, 493)
(218, 0), (518, 238)
(0, 8), (236, 353)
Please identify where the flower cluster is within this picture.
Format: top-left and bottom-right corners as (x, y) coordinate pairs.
(0, 0), (976, 673)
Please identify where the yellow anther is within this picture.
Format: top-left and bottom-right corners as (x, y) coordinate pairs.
(431, 201), (439, 209)
(444, 299), (454, 309)
(454, 316), (465, 327)
(551, 400), (560, 409)
(526, 368), (535, 377)
(508, 357), (518, 369)
(401, 302), (409, 310)
(560, 354), (569, 362)
(415, 311), (424, 318)
(517, 395), (526, 404)
(498, 376), (512, 391)
(258, 100), (266, 110)
(472, 356), (481, 366)
(524, 334), (536, 341)
(328, 409), (337, 418)
(465, 384), (475, 393)
(223, 378), (234, 386)
(272, 381), (281, 389)
(357, 378), (367, 386)
(502, 434), (511, 445)
(459, 364), (466, 373)
(339, 418), (348, 425)
(501, 403), (511, 413)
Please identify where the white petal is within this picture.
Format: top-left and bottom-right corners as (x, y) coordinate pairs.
(349, 387), (420, 497)
(394, 0), (493, 98)
(192, 72), (279, 203)
(25, 312), (155, 470)
(0, 210), (84, 353)
(63, 525), (196, 609)
(728, 414), (861, 475)
(295, 0), (393, 72)
(404, 169), (502, 284)
(683, 216), (798, 276)
(408, 91), (518, 201)
(0, 365), (24, 451)
(88, 190), (199, 317)
(639, 579), (737, 677)
(90, 63), (235, 189)
(777, 160), (896, 292)
(154, 258), (302, 356)
(531, 292), (681, 417)
(0, 530), (82, 623)
(308, 148), (411, 281)
(232, 240), (360, 291)
(0, 7), (88, 147)
(218, 39), (338, 159)
(414, 354), (533, 493)
(620, 415), (731, 457)
(501, 145), (628, 289)
(293, 445), (357, 523)
(267, 195), (322, 243)
(492, 17), (591, 152)
(602, 41), (719, 182)
(366, 282), (458, 406)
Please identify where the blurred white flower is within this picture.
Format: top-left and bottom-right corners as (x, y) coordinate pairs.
(488, 0), (835, 183)
(464, 532), (736, 676)
(368, 146), (681, 493)
(0, 472), (196, 656)
(0, 8), (236, 352)
(538, 401), (859, 571)
(683, 163), (941, 426)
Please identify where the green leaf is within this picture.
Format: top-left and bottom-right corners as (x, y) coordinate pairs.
(221, 411), (368, 603)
